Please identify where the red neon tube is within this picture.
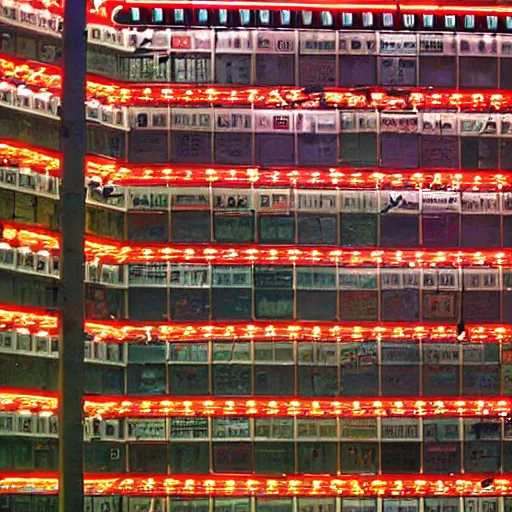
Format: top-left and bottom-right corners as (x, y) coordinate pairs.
(2, 54), (512, 110)
(0, 304), (511, 342)
(2, 139), (512, 191)
(0, 472), (511, 497)
(1, 389), (510, 418)
(3, 223), (512, 267)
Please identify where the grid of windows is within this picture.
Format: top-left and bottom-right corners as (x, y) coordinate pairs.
(2, 414), (512, 475)
(2, 337), (512, 397)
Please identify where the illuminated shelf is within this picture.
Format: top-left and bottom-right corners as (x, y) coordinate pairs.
(0, 389), (511, 418)
(0, 304), (511, 342)
(3, 139), (512, 190)
(1, 472), (512, 497)
(3, 54), (512, 110)
(3, 223), (512, 266)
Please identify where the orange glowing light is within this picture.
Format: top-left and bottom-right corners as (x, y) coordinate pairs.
(0, 472), (511, 497)
(3, 223), (512, 267)
(2, 139), (512, 190)
(0, 304), (512, 343)
(2, 390), (511, 418)
(2, 54), (512, 110)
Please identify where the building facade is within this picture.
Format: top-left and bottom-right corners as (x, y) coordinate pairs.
(1, 0), (512, 511)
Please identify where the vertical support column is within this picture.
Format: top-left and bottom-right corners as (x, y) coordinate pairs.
(59, 0), (87, 509)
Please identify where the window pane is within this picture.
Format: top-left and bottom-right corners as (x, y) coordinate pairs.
(214, 214), (254, 242)
(129, 443), (167, 473)
(171, 211), (211, 242)
(381, 443), (421, 472)
(213, 365), (251, 395)
(84, 442), (125, 473)
(213, 442), (252, 472)
(340, 291), (378, 321)
(127, 212), (168, 242)
(129, 288), (167, 321)
(340, 442), (378, 473)
(170, 442), (209, 473)
(258, 215), (295, 243)
(170, 365), (209, 395)
(254, 442), (294, 473)
(255, 366), (294, 395)
(298, 442), (337, 473)
(127, 365), (166, 394)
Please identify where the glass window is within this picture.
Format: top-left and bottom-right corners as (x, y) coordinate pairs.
(381, 443), (421, 473)
(254, 442), (295, 473)
(213, 418), (250, 438)
(465, 15), (475, 29)
(342, 499), (377, 512)
(128, 343), (167, 363)
(257, 499), (293, 512)
(129, 288), (167, 321)
(298, 442), (337, 473)
(341, 342), (378, 396)
(129, 443), (167, 473)
(255, 418), (293, 439)
(170, 418), (208, 439)
(213, 342), (250, 362)
(302, 11), (313, 25)
(465, 441), (500, 472)
(213, 442), (252, 472)
(382, 419), (420, 440)
(362, 13), (373, 27)
(215, 499), (250, 512)
(403, 14), (415, 28)
(383, 13), (393, 27)
(84, 442), (125, 473)
(127, 211), (168, 241)
(340, 442), (378, 473)
(218, 9), (228, 24)
(239, 9), (250, 25)
(171, 500), (209, 512)
(170, 442), (209, 473)
(152, 7), (163, 22)
(255, 366), (294, 396)
(127, 365), (166, 394)
(213, 365), (251, 395)
(465, 419), (501, 440)
(298, 499), (336, 512)
(169, 343), (208, 362)
(280, 10), (291, 25)
(297, 419), (337, 439)
(255, 342), (293, 362)
(424, 441), (461, 473)
(342, 13), (353, 26)
(383, 500), (419, 512)
(425, 498), (460, 512)
(487, 16), (498, 30)
(258, 10), (270, 24)
(445, 15), (456, 28)
(298, 343), (337, 365)
(340, 419), (378, 440)
(170, 365), (208, 395)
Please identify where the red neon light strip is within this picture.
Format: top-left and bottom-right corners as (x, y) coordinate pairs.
(0, 304), (511, 343)
(0, 472), (511, 497)
(2, 54), (512, 110)
(3, 223), (512, 267)
(2, 139), (512, 191)
(1, 389), (510, 418)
